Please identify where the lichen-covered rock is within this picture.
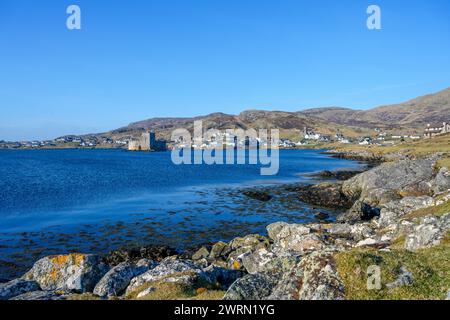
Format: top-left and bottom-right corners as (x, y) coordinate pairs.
(223, 274), (278, 300)
(241, 247), (275, 274)
(268, 251), (345, 300)
(386, 266), (414, 289)
(405, 214), (450, 251)
(0, 279), (40, 300)
(379, 196), (434, 227)
(225, 234), (270, 270)
(339, 157), (437, 222)
(432, 167), (450, 194)
(192, 247), (210, 261)
(126, 257), (203, 294)
(93, 260), (155, 297)
(209, 242), (231, 260)
(201, 265), (244, 289)
(327, 223), (375, 242)
(10, 291), (67, 300)
(268, 223), (324, 254)
(24, 254), (108, 293)
(266, 222), (289, 241)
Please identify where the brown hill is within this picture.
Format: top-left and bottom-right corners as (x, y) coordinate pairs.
(301, 87), (450, 130)
(100, 87), (450, 142)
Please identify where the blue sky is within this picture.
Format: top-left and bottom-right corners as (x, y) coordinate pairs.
(0, 0), (449, 140)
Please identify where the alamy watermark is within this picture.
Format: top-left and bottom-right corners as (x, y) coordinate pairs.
(67, 5), (81, 30)
(170, 121), (280, 176)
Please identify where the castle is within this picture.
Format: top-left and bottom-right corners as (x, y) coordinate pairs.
(128, 132), (167, 151)
(424, 122), (450, 138)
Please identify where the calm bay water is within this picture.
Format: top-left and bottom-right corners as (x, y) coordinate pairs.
(0, 148), (361, 279)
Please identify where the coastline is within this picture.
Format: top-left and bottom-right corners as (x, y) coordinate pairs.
(1, 149), (449, 300)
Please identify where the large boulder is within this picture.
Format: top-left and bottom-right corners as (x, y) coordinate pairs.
(0, 279), (40, 300)
(378, 196), (434, 227)
(339, 157), (437, 223)
(432, 167), (450, 194)
(23, 254), (108, 293)
(268, 251), (345, 300)
(223, 274), (278, 300)
(405, 214), (450, 251)
(125, 257), (217, 294)
(267, 223), (325, 254)
(342, 157), (436, 201)
(93, 260), (155, 297)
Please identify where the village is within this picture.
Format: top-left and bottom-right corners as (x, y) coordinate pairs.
(1, 121), (449, 151)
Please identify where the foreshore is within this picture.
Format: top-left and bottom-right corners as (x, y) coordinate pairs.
(1, 148), (449, 300)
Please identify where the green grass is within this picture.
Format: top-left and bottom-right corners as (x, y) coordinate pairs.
(335, 241), (450, 300)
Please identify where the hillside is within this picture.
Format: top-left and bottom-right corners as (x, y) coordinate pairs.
(107, 110), (371, 142)
(301, 87), (450, 131)
(78, 87), (450, 144)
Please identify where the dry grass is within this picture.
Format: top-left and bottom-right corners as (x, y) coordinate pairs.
(335, 240), (450, 300)
(332, 133), (450, 160)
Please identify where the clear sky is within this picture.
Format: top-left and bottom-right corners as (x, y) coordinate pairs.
(1, 0), (449, 141)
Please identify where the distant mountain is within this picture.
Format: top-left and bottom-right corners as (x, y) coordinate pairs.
(301, 87), (450, 130)
(98, 87), (450, 141)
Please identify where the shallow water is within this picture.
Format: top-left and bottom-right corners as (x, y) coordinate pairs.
(0, 148), (362, 280)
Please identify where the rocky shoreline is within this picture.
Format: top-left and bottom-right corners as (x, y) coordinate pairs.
(1, 152), (450, 300)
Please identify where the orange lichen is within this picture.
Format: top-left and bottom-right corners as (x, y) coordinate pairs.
(232, 261), (241, 269)
(49, 254), (86, 281)
(196, 288), (207, 295)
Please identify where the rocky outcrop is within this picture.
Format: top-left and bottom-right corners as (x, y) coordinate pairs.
(296, 182), (353, 209)
(309, 170), (364, 181)
(24, 254), (108, 293)
(267, 222), (325, 254)
(270, 251), (345, 300)
(0, 279), (40, 300)
(9, 291), (67, 300)
(378, 196), (434, 227)
(338, 157), (438, 222)
(223, 274), (278, 300)
(405, 214), (450, 251)
(93, 260), (155, 297)
(432, 167), (450, 194)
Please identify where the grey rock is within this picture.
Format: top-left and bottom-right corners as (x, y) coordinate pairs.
(126, 257), (203, 294)
(223, 274), (278, 300)
(266, 222), (289, 241)
(209, 242), (231, 260)
(93, 260), (155, 297)
(24, 254), (109, 293)
(405, 214), (450, 251)
(269, 251), (345, 300)
(201, 265), (244, 289)
(379, 196), (434, 227)
(433, 167), (450, 194)
(0, 279), (40, 300)
(386, 266), (414, 289)
(241, 247), (276, 274)
(10, 291), (67, 300)
(136, 286), (156, 298)
(192, 247), (210, 261)
(268, 223), (324, 254)
(339, 157), (437, 222)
